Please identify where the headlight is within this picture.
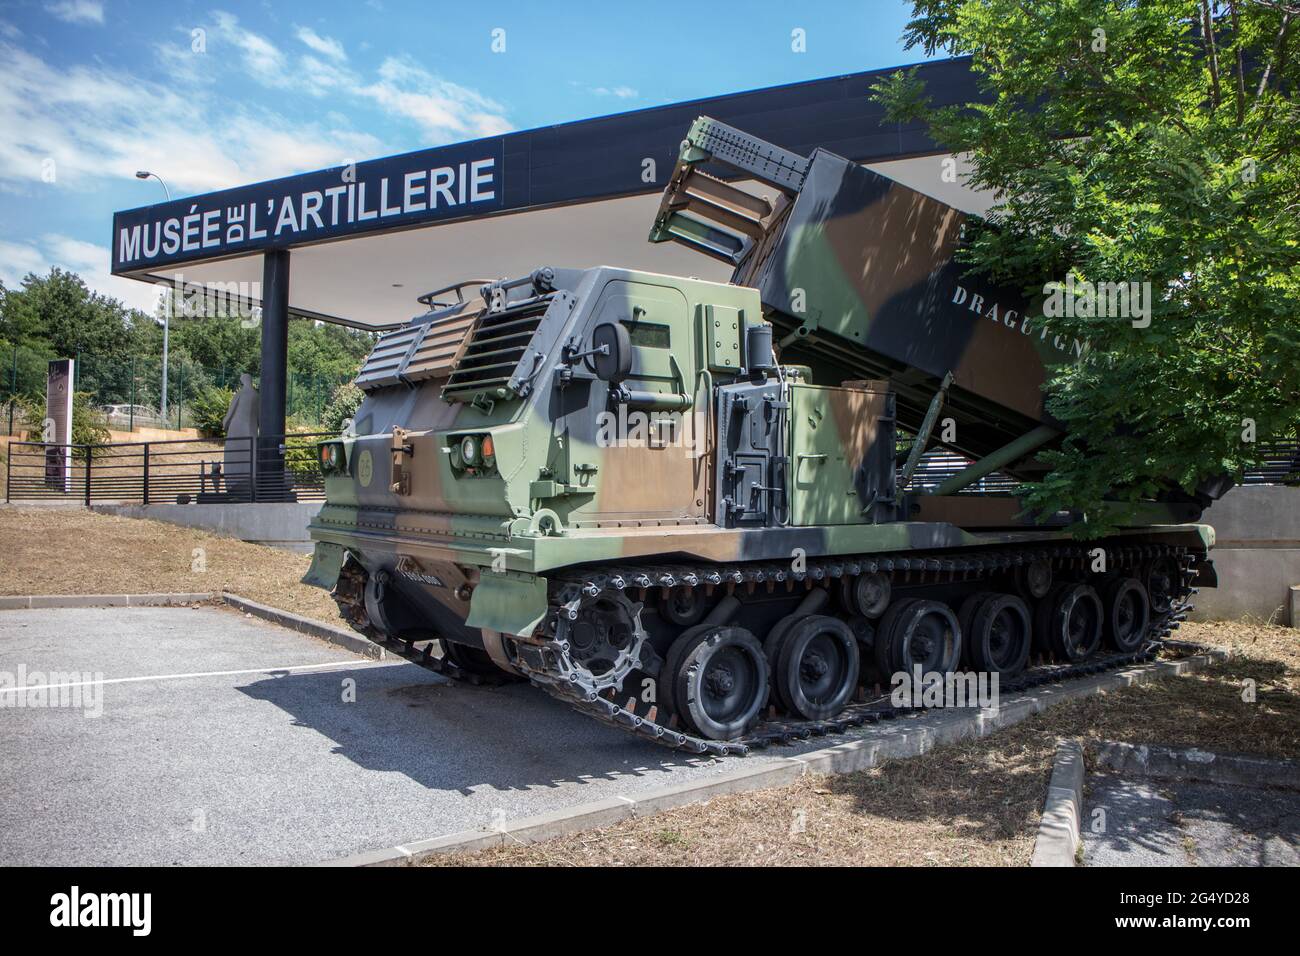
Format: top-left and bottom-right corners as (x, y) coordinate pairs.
(460, 435), (479, 466)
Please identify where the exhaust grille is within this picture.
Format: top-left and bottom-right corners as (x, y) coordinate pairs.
(441, 299), (550, 402)
(402, 303), (479, 383)
(354, 325), (425, 391)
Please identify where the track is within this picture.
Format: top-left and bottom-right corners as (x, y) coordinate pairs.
(538, 642), (1177, 757)
(423, 540), (1199, 757)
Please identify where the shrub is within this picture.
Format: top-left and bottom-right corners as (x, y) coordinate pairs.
(189, 386), (233, 438)
(72, 392), (110, 447)
(321, 381), (363, 435)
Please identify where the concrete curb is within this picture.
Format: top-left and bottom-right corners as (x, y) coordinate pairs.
(0, 591), (385, 662)
(1030, 739), (1085, 867)
(0, 592), (212, 610)
(217, 593), (384, 661)
(1090, 739), (1300, 790)
(326, 645), (1229, 867)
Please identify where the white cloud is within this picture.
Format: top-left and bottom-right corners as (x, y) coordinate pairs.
(205, 16), (508, 134)
(212, 10), (286, 86)
(0, 234), (166, 314)
(356, 56), (512, 141)
(591, 86), (638, 99)
(0, 38), (384, 193)
(211, 15), (356, 97)
(44, 1), (104, 25)
(298, 55), (355, 96)
(295, 26), (346, 62)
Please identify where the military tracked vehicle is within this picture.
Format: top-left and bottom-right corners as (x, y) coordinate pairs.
(304, 117), (1218, 755)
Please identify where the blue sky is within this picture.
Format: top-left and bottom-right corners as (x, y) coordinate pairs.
(0, 0), (933, 311)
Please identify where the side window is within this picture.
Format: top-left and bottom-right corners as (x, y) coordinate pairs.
(620, 318), (671, 350)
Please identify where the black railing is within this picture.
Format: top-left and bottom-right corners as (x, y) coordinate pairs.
(901, 451), (1020, 494)
(1238, 441), (1300, 486)
(4, 432), (334, 504)
(5, 434), (1296, 506)
(900, 442), (1300, 494)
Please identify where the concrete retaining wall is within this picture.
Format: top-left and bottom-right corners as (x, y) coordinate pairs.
(92, 501), (319, 553)
(1195, 485), (1300, 624)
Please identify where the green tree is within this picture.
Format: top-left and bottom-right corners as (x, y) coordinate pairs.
(0, 268), (375, 427)
(874, 0), (1300, 531)
(321, 381), (364, 434)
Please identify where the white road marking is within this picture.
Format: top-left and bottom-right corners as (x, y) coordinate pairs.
(0, 659), (397, 696)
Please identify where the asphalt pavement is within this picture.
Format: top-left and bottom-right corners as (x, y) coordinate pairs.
(1083, 773), (1300, 866)
(0, 605), (825, 865)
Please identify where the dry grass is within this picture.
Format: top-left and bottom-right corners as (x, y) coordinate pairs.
(0, 505), (339, 624)
(428, 623), (1298, 867)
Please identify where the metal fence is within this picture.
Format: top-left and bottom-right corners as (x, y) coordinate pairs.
(902, 451), (1020, 494)
(4, 432), (332, 504)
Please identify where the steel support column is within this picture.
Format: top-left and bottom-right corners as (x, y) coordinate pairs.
(258, 249), (290, 501)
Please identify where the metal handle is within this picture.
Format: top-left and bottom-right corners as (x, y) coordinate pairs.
(416, 279), (494, 308)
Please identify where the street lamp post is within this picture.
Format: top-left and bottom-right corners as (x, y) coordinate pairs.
(135, 171), (173, 422)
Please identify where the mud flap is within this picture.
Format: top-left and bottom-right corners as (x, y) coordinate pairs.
(466, 574), (548, 637)
(302, 542), (345, 590)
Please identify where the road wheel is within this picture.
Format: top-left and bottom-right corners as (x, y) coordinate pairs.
(853, 572), (892, 618)
(874, 598), (917, 678)
(773, 615), (859, 720)
(660, 621), (712, 721)
(838, 575), (859, 615)
(1038, 583), (1103, 662)
(1016, 559), (1053, 601)
(966, 594), (1032, 678)
(673, 626), (769, 740)
(761, 613), (805, 709)
(1102, 576), (1151, 652)
(660, 586), (708, 627)
(877, 599), (962, 680)
(956, 592), (994, 667)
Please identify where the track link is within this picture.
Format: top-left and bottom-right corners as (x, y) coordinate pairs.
(369, 632), (517, 686)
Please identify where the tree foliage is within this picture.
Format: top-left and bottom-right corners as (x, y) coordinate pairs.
(874, 0), (1300, 530)
(0, 268), (375, 426)
(321, 381), (365, 436)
